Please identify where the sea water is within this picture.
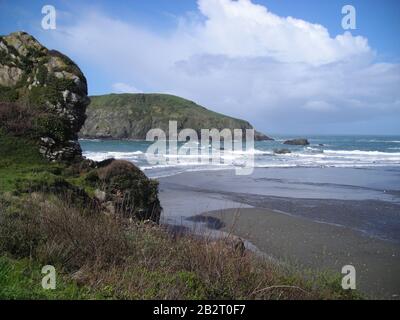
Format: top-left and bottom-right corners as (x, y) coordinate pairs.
(80, 135), (400, 178)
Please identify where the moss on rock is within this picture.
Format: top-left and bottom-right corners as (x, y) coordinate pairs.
(0, 32), (161, 223)
(0, 31), (89, 162)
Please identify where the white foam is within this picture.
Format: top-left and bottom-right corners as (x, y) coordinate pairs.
(323, 149), (400, 156)
(83, 150), (144, 161)
(83, 145), (400, 175)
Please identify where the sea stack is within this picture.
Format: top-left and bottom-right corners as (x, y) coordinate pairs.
(283, 138), (310, 146)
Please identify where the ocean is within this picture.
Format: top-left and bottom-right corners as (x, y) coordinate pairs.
(81, 135), (400, 244)
(80, 135), (400, 178)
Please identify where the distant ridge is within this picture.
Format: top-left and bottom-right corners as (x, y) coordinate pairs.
(79, 93), (272, 141)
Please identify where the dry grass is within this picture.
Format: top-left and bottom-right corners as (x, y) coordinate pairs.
(0, 102), (37, 136)
(0, 193), (359, 300)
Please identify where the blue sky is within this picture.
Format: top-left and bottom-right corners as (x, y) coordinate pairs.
(1, 0), (399, 134)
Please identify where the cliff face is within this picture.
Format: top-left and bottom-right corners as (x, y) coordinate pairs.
(80, 93), (272, 141)
(0, 32), (89, 162)
(0, 32), (161, 223)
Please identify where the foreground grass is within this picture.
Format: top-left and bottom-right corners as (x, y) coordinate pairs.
(0, 132), (71, 193)
(0, 193), (361, 300)
(0, 256), (94, 299)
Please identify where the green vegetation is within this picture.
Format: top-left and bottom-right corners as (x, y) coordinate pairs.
(81, 93), (271, 140)
(0, 131), (52, 192)
(0, 256), (93, 299)
(0, 131), (64, 191)
(0, 193), (360, 300)
(0, 86), (19, 102)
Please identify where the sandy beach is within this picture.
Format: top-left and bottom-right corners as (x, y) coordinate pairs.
(158, 167), (400, 299)
(202, 208), (400, 299)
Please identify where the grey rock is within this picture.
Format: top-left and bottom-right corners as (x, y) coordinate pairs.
(274, 148), (291, 154)
(0, 65), (23, 86)
(283, 138), (310, 146)
(0, 31), (90, 162)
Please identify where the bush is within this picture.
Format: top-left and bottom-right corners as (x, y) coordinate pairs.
(0, 194), (130, 271)
(36, 113), (73, 142)
(0, 193), (360, 300)
(0, 86), (19, 102)
(93, 160), (162, 222)
(0, 102), (36, 136)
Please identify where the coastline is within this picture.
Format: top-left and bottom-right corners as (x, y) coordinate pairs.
(158, 167), (400, 299)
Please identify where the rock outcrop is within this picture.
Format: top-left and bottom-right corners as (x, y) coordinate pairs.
(0, 32), (161, 223)
(283, 138), (310, 146)
(89, 160), (161, 222)
(80, 93), (273, 141)
(0, 31), (89, 162)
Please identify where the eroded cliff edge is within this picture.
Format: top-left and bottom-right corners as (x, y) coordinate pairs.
(0, 32), (161, 222)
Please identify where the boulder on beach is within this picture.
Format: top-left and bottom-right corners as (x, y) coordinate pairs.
(283, 138), (310, 146)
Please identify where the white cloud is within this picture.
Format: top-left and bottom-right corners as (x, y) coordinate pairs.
(112, 82), (141, 93)
(41, 0), (400, 134)
(194, 0), (370, 65)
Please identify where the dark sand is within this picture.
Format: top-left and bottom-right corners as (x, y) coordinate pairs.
(158, 168), (400, 299)
(202, 208), (400, 299)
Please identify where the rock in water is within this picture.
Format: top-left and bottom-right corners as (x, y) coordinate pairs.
(283, 138), (310, 146)
(274, 148), (291, 154)
(0, 31), (89, 162)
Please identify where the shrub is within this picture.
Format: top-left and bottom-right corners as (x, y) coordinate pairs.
(0, 86), (19, 102)
(93, 160), (162, 222)
(0, 194), (130, 271)
(0, 193), (359, 300)
(0, 102), (36, 136)
(36, 113), (73, 142)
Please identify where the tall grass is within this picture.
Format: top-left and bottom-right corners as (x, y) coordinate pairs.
(0, 193), (359, 300)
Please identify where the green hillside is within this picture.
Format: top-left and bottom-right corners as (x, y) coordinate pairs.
(80, 93), (272, 140)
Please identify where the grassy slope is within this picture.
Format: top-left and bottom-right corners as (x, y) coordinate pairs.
(0, 194), (359, 300)
(0, 131), (96, 198)
(81, 93), (261, 139)
(0, 256), (94, 299)
(0, 132), (57, 192)
(89, 93), (250, 124)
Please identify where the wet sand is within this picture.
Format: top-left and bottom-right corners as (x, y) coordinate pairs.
(158, 168), (400, 299)
(202, 208), (400, 299)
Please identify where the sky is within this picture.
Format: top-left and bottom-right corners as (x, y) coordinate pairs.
(1, 0), (399, 135)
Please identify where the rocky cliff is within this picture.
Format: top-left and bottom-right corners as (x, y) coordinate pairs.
(80, 93), (272, 141)
(0, 32), (161, 222)
(0, 32), (89, 162)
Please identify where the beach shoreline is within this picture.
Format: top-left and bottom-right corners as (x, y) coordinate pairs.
(158, 167), (400, 299)
(199, 208), (400, 299)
